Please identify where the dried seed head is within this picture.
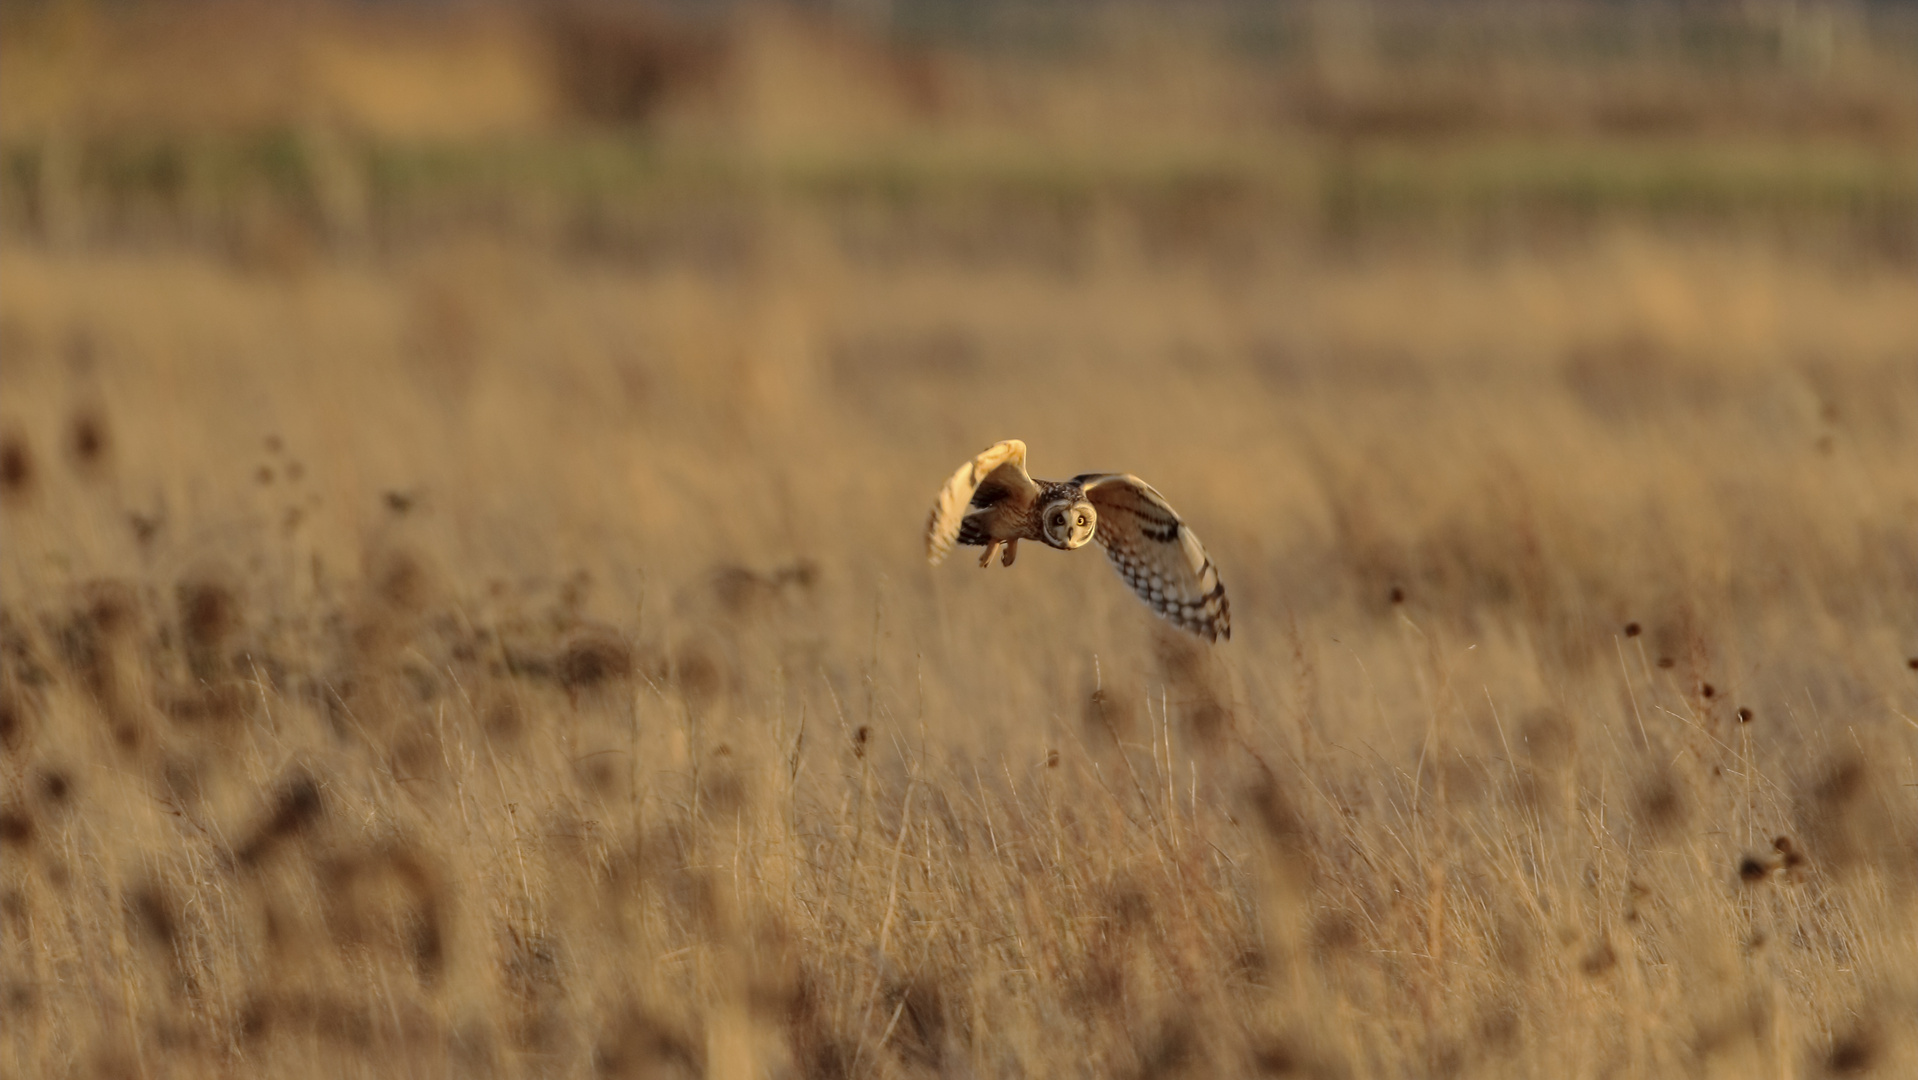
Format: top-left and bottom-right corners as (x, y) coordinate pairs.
(318, 843), (447, 985)
(1773, 836), (1805, 870)
(0, 807), (33, 849)
(0, 690), (30, 756)
(1250, 1035), (1302, 1076)
(234, 771), (324, 868)
(1736, 707), (1753, 723)
(67, 408), (110, 471)
(38, 768), (73, 807)
(128, 513), (162, 549)
(1813, 756), (1866, 809)
(485, 696), (525, 744)
(1242, 766), (1311, 863)
(573, 752), (621, 796)
(1635, 771), (1689, 836)
(1311, 911), (1359, 954)
(1623, 622), (1642, 637)
(772, 559), (819, 589)
(1737, 856), (1770, 884)
(1083, 685), (1140, 741)
(1154, 628), (1206, 686)
(368, 547), (432, 612)
(0, 431), (34, 501)
(129, 882), (180, 950)
(1137, 1017), (1193, 1078)
(1826, 1028), (1878, 1074)
(1102, 881), (1152, 935)
(84, 579), (140, 639)
(1518, 708), (1575, 770)
(1184, 690), (1230, 748)
(699, 764), (746, 817)
(711, 565), (766, 616)
(593, 1009), (704, 1078)
(1478, 1004), (1521, 1050)
(556, 626), (634, 692)
(671, 642), (723, 708)
(177, 575), (241, 650)
(1579, 940), (1618, 977)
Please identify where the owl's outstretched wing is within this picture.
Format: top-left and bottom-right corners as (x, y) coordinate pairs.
(1077, 473), (1230, 641)
(926, 440), (1042, 565)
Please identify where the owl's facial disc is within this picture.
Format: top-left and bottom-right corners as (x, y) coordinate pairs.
(1043, 499), (1097, 549)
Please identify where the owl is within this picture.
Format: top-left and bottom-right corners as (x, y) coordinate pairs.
(924, 440), (1230, 641)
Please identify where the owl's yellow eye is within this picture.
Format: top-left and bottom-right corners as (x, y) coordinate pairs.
(1051, 513), (1065, 527)
(1076, 515), (1088, 527)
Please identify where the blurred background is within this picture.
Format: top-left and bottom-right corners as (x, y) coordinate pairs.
(4, 0), (1913, 613)
(2, 1), (1917, 1077)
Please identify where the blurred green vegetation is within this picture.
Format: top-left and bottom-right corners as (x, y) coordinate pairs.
(2, 0), (1912, 258)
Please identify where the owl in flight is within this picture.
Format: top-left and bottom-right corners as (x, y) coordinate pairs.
(925, 440), (1230, 641)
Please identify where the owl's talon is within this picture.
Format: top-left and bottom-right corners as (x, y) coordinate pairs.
(979, 541), (1000, 568)
(1001, 539), (1018, 567)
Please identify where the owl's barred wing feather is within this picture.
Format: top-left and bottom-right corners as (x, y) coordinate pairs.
(1077, 473), (1230, 641)
(925, 440), (1041, 564)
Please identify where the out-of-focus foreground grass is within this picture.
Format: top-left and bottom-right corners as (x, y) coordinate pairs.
(2, 2), (1916, 1077)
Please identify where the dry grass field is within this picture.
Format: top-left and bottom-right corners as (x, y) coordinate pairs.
(3, 3), (1917, 1077)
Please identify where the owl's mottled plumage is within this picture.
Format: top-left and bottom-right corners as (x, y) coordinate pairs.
(925, 440), (1231, 641)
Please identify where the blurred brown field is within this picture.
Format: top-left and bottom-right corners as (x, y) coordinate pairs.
(2, 1), (1917, 1078)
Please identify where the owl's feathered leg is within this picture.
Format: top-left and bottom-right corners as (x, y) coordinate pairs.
(978, 540), (1001, 568)
(1001, 539), (1019, 567)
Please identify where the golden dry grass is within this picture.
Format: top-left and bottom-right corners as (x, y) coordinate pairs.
(3, 4), (1917, 1079)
